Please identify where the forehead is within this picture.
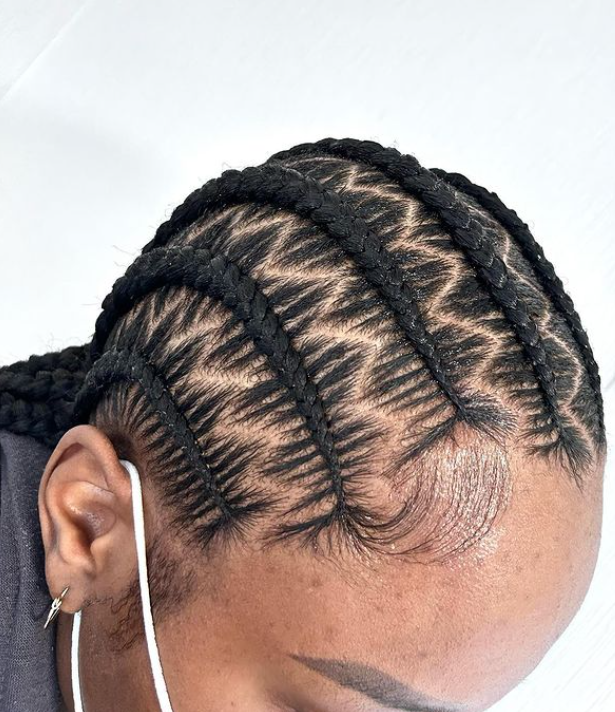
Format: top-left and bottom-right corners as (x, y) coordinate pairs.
(167, 450), (602, 710)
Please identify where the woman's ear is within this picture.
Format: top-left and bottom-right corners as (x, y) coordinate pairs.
(38, 424), (138, 613)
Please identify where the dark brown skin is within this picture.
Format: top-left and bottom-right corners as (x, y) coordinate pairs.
(39, 425), (605, 712)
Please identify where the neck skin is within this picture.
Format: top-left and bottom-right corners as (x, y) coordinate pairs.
(55, 612), (72, 712)
(55, 606), (163, 711)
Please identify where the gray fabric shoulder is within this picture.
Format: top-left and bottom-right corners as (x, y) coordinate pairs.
(0, 430), (63, 712)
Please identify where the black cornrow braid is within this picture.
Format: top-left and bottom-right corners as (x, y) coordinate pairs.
(71, 345), (266, 549)
(0, 344), (91, 449)
(265, 138), (593, 478)
(426, 166), (605, 444)
(82, 244), (407, 553)
(140, 162), (512, 447)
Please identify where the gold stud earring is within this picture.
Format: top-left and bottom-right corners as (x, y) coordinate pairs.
(43, 585), (70, 629)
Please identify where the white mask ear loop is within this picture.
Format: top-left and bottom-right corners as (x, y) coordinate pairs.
(71, 458), (175, 712)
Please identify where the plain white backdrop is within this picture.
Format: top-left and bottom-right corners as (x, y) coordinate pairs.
(1, 1), (613, 710)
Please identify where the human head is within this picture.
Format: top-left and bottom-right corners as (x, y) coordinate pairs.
(1, 137), (606, 711)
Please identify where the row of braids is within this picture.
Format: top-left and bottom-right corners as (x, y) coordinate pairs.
(266, 138), (605, 477)
(120, 159), (519, 558)
(427, 164), (605, 441)
(140, 161), (516, 438)
(75, 244), (400, 550)
(0, 137), (605, 565)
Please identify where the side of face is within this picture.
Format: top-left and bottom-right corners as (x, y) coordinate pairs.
(140, 450), (603, 712)
(41, 426), (605, 712)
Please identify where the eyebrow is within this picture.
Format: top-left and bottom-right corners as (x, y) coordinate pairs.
(290, 655), (464, 712)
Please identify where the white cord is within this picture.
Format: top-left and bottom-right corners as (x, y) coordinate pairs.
(70, 459), (175, 712)
(71, 609), (84, 712)
(121, 458), (175, 712)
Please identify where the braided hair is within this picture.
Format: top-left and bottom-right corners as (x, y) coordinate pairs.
(0, 137), (606, 569)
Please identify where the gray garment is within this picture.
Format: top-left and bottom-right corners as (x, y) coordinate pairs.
(0, 430), (63, 712)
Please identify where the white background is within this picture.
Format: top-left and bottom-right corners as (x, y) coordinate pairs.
(0, 1), (613, 710)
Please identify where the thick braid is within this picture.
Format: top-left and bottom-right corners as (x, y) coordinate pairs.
(0, 344), (90, 448)
(140, 163), (510, 442)
(266, 138), (591, 471)
(83, 245), (360, 539)
(427, 166), (605, 442)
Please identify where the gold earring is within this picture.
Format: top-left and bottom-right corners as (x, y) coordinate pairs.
(43, 585), (70, 629)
